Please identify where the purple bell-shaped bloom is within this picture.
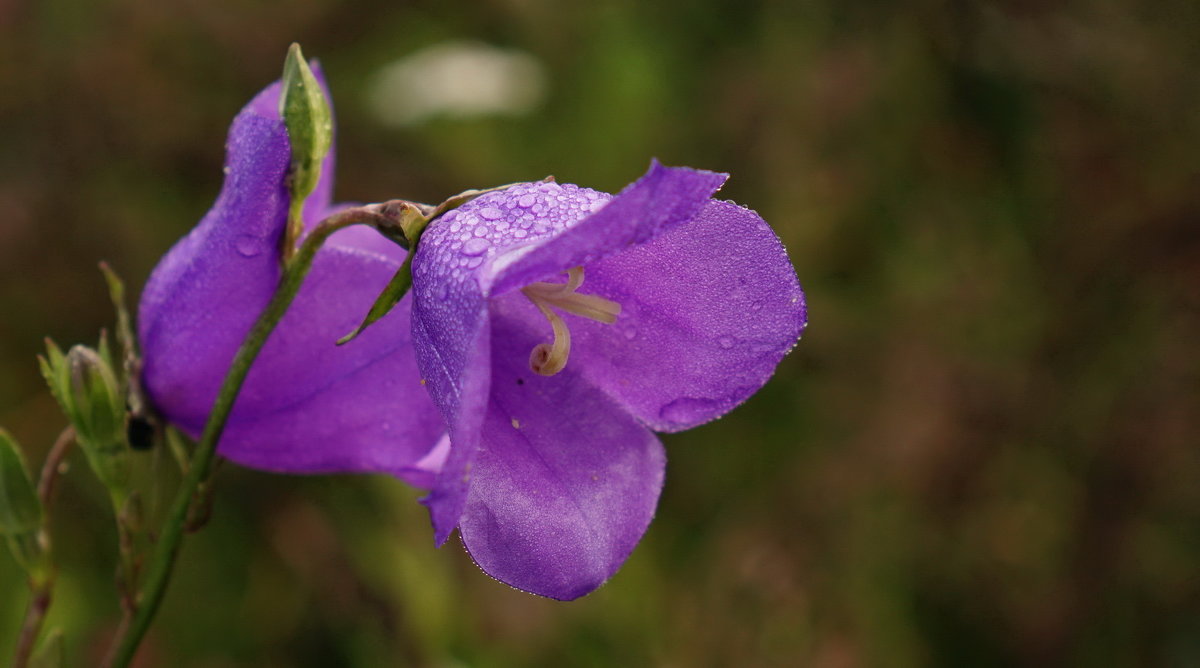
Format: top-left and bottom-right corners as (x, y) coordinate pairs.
(138, 71), (444, 478)
(409, 164), (807, 599)
(139, 73), (807, 600)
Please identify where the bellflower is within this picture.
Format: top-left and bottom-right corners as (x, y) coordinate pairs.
(137, 70), (444, 478)
(139, 73), (807, 601)
(409, 164), (807, 599)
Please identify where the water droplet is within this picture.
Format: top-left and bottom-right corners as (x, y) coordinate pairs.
(480, 207), (503, 220)
(465, 256), (484, 268)
(622, 327), (637, 340)
(588, 199), (607, 213)
(463, 238), (490, 256)
(658, 397), (722, 426)
(518, 194), (536, 208)
(718, 337), (734, 349)
(235, 234), (262, 258)
(473, 226), (488, 237)
(513, 229), (528, 238)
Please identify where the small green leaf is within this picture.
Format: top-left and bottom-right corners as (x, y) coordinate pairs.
(30, 628), (64, 668)
(279, 43), (333, 258)
(337, 257), (414, 346)
(0, 429), (42, 536)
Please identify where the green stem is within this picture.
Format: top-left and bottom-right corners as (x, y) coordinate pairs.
(12, 427), (74, 668)
(102, 205), (401, 668)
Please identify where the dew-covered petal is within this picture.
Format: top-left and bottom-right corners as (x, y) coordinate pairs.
(458, 294), (665, 600)
(409, 248), (492, 544)
(140, 79), (442, 475)
(568, 199), (807, 431)
(488, 161), (727, 295)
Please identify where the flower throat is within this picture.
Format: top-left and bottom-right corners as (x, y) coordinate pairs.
(520, 267), (621, 376)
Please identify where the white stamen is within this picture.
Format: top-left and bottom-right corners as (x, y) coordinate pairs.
(521, 267), (621, 376)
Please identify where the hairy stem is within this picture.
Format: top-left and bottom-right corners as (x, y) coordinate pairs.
(12, 427), (75, 668)
(102, 204), (406, 668)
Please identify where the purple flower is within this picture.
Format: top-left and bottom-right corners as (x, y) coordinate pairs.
(139, 75), (807, 600)
(409, 165), (807, 599)
(138, 70), (444, 477)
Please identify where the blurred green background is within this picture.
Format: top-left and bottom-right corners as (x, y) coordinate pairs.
(2, 0), (1199, 665)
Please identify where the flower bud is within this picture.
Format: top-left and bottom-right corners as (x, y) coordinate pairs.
(280, 43), (332, 203)
(279, 43), (332, 257)
(39, 338), (130, 496)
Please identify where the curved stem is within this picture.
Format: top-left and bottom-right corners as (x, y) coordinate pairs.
(37, 427), (75, 506)
(12, 426), (75, 668)
(102, 205), (404, 668)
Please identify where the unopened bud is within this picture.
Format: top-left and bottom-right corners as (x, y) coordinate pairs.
(279, 43), (333, 258)
(40, 338), (130, 496)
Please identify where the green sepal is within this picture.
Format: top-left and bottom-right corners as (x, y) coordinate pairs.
(336, 259), (415, 346)
(39, 340), (76, 428)
(0, 429), (42, 536)
(334, 179), (550, 345)
(279, 43), (333, 258)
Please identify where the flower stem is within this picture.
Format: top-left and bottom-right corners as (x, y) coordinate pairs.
(102, 205), (405, 668)
(12, 426), (74, 668)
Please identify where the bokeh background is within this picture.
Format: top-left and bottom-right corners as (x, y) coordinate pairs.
(2, 1), (1199, 665)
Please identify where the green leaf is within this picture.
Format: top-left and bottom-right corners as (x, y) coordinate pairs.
(30, 628), (64, 668)
(0, 429), (42, 536)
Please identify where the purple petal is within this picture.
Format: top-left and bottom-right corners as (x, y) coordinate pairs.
(140, 79), (442, 475)
(489, 161), (727, 295)
(567, 199), (807, 431)
(409, 267), (492, 544)
(458, 294), (665, 599)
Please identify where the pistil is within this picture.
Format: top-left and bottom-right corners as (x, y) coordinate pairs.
(521, 267), (621, 376)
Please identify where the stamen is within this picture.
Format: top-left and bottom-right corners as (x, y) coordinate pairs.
(521, 267), (621, 376)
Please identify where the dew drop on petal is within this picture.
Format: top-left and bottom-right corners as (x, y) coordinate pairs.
(718, 336), (734, 349)
(235, 234), (262, 258)
(463, 238), (490, 256)
(517, 194), (536, 208)
(480, 207), (503, 220)
(659, 397), (722, 425)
